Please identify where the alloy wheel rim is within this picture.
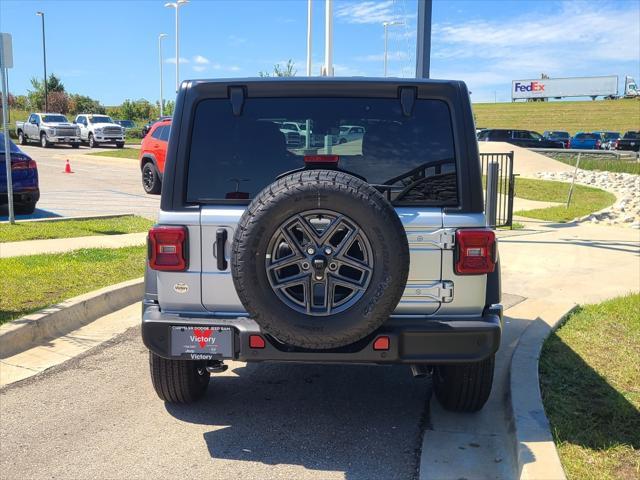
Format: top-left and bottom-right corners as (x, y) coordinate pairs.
(265, 209), (374, 316)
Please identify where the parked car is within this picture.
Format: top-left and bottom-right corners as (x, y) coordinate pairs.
(593, 131), (621, 150)
(0, 133), (40, 215)
(570, 132), (601, 150)
(477, 129), (564, 148)
(338, 125), (366, 143)
(543, 130), (570, 149)
(616, 131), (640, 152)
(143, 78), (502, 413)
(74, 114), (125, 148)
(142, 116), (172, 138)
(114, 119), (136, 130)
(139, 118), (171, 194)
(15, 113), (81, 148)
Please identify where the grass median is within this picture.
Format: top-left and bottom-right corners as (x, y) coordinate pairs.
(87, 148), (140, 160)
(539, 294), (640, 480)
(545, 153), (640, 175)
(0, 246), (146, 325)
(514, 177), (615, 222)
(0, 215), (153, 243)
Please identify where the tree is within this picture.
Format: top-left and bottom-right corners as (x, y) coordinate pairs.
(259, 59), (296, 77)
(68, 94), (105, 115)
(47, 91), (70, 114)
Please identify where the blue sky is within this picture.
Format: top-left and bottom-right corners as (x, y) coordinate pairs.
(1, 0), (638, 105)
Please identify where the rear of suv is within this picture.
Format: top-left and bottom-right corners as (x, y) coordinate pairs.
(142, 78), (502, 412)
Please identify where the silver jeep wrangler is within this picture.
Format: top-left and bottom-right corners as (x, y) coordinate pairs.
(142, 78), (502, 412)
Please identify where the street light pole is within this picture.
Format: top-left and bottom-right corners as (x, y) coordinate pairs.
(382, 20), (403, 77)
(158, 33), (168, 116)
(165, 0), (189, 93)
(36, 11), (47, 111)
(306, 0), (312, 77)
(322, 0), (333, 77)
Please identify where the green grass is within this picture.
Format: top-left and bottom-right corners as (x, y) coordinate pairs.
(544, 153), (640, 175)
(539, 294), (640, 480)
(473, 98), (640, 135)
(0, 215), (153, 243)
(86, 147), (140, 159)
(514, 177), (616, 222)
(0, 246), (146, 324)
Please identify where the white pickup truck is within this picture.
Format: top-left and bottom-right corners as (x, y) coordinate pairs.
(16, 113), (81, 148)
(74, 114), (125, 148)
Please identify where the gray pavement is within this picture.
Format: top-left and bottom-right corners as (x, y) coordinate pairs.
(1, 145), (159, 222)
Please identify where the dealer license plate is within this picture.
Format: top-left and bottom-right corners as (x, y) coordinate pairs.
(170, 326), (234, 359)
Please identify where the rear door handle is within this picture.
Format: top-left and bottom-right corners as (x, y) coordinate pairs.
(215, 228), (228, 270)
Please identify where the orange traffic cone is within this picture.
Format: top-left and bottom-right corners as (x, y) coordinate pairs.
(64, 159), (73, 174)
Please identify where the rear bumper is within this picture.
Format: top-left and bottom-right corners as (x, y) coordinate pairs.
(0, 188), (40, 205)
(142, 304), (502, 365)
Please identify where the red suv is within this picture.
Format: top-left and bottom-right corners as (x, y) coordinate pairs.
(139, 119), (171, 194)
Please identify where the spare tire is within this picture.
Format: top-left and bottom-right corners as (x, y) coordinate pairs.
(232, 170), (409, 349)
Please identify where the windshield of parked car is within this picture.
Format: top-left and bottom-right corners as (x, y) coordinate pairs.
(602, 132), (620, 140)
(42, 115), (68, 123)
(548, 131), (569, 139)
(119, 120), (135, 128)
(575, 133), (598, 140)
(187, 97), (457, 206)
(623, 132), (639, 139)
(90, 116), (114, 124)
(0, 133), (22, 153)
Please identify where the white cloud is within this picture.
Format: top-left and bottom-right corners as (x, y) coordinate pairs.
(193, 55), (210, 65)
(335, 0), (408, 25)
(165, 57), (189, 64)
(192, 65), (207, 72)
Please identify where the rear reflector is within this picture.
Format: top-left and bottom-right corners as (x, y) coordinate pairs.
(148, 226), (188, 271)
(249, 335), (266, 349)
(303, 154), (340, 164)
(373, 336), (390, 351)
(455, 229), (496, 275)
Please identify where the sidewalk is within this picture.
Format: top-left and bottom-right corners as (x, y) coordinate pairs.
(0, 232), (147, 258)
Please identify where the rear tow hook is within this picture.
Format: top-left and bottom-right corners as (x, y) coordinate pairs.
(206, 361), (228, 373)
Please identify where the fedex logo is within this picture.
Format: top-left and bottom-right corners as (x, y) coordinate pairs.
(514, 81), (545, 92)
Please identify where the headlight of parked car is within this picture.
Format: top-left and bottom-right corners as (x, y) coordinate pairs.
(95, 128), (103, 134)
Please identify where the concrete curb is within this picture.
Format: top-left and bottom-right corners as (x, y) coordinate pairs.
(0, 213), (135, 224)
(0, 277), (143, 359)
(509, 304), (579, 480)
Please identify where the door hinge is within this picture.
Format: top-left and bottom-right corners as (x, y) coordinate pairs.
(405, 229), (456, 250)
(403, 281), (454, 303)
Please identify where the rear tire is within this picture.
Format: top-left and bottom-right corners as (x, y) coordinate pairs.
(433, 354), (495, 412)
(149, 352), (210, 403)
(142, 161), (162, 194)
(14, 202), (36, 215)
(116, 142), (125, 149)
(71, 143), (80, 149)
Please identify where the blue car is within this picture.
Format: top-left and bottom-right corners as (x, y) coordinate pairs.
(1, 133), (40, 215)
(570, 132), (601, 150)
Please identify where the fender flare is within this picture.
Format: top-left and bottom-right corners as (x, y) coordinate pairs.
(140, 153), (162, 179)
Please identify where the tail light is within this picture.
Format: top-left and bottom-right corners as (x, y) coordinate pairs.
(455, 229), (496, 275)
(596, 140), (601, 149)
(148, 226), (188, 271)
(614, 140), (619, 149)
(11, 159), (37, 170)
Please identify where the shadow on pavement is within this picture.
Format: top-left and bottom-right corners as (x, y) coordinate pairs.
(166, 362), (431, 480)
(501, 237), (640, 255)
(0, 207), (62, 222)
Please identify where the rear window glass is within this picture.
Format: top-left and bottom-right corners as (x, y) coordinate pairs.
(623, 132), (639, 139)
(575, 133), (598, 139)
(548, 131), (569, 138)
(186, 97), (457, 206)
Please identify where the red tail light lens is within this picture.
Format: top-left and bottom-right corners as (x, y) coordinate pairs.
(455, 229), (496, 275)
(11, 160), (37, 170)
(303, 155), (340, 164)
(148, 226), (188, 271)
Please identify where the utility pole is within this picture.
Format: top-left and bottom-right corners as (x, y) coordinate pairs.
(165, 0), (189, 93)
(306, 0), (313, 76)
(322, 0), (333, 76)
(383, 21), (403, 77)
(415, 0), (432, 79)
(36, 12), (47, 111)
(158, 33), (168, 116)
(1, 32), (15, 223)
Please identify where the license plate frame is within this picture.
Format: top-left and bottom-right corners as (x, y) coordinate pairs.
(170, 325), (234, 359)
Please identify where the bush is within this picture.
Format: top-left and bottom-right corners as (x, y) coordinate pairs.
(125, 127), (144, 139)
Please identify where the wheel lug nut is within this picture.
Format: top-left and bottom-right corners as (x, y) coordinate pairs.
(329, 262), (338, 271)
(307, 247), (315, 255)
(324, 247), (333, 255)
(301, 262), (310, 270)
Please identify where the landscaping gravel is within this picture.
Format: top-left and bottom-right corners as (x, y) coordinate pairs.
(536, 170), (640, 228)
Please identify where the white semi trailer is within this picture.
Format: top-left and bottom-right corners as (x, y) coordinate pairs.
(511, 75), (623, 101)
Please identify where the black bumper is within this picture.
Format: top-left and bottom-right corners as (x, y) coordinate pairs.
(142, 304), (502, 365)
(0, 189), (40, 205)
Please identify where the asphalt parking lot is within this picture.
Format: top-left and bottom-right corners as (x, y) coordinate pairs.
(0, 144), (159, 221)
